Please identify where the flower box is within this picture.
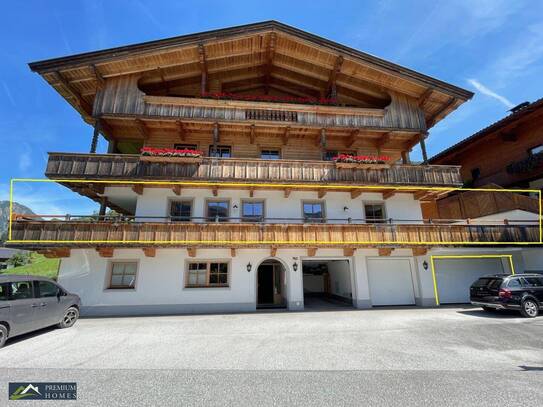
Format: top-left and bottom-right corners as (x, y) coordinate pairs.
(333, 154), (391, 170)
(335, 162), (390, 170)
(139, 147), (203, 164)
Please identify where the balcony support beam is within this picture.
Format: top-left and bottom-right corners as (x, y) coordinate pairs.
(97, 247), (114, 258)
(143, 247), (156, 257)
(187, 247), (197, 257)
(378, 248), (393, 256)
(198, 44), (208, 96)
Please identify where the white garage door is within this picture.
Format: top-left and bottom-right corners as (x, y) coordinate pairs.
(367, 258), (415, 306)
(434, 258), (507, 304)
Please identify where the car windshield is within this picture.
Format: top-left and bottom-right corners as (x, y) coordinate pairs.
(473, 278), (503, 288)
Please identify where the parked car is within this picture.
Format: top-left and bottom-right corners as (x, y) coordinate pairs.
(0, 275), (81, 348)
(470, 273), (543, 318)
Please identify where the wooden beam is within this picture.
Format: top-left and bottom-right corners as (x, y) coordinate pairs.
(143, 247), (156, 257)
(343, 247), (356, 256)
(134, 118), (149, 140)
(132, 184), (144, 195)
(412, 247), (427, 256)
(307, 247), (317, 257)
(230, 248), (236, 257)
(89, 64), (105, 89)
(351, 189), (363, 199)
(413, 190), (431, 200)
(319, 128), (327, 148)
(187, 247), (197, 257)
(198, 44), (208, 96)
(52, 71), (92, 116)
(346, 129), (360, 148)
(419, 134), (429, 164)
(401, 151), (410, 164)
(378, 248), (393, 257)
(375, 132), (391, 152)
(212, 122), (220, 144)
(176, 120), (186, 142)
(264, 32), (277, 94)
(427, 97), (456, 127)
(282, 126), (290, 146)
(54, 248), (71, 258)
(172, 185), (182, 196)
(327, 55), (344, 99)
(270, 246), (277, 257)
(318, 189), (327, 199)
(88, 183), (105, 195)
(382, 190), (396, 199)
(250, 124), (256, 144)
(417, 88), (433, 107)
(284, 188), (292, 198)
(97, 247), (114, 258)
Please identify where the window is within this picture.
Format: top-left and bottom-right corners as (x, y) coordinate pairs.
(260, 149), (280, 160)
(471, 168), (480, 180)
(9, 281), (33, 300)
(529, 144), (543, 155)
(303, 201), (325, 223)
(37, 281), (59, 298)
(186, 261), (229, 288)
(242, 200), (264, 222)
(323, 150), (355, 161)
(174, 144), (198, 151)
(209, 145), (231, 158)
(364, 203), (386, 223)
(109, 262), (137, 289)
(207, 200), (229, 222)
(170, 200), (192, 222)
(507, 278), (522, 288)
(0, 283), (8, 301)
(522, 277), (543, 287)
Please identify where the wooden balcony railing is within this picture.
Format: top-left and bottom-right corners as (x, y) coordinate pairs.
(46, 153), (463, 186)
(8, 220), (539, 248)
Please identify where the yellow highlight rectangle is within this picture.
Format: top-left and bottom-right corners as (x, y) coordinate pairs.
(430, 254), (516, 306)
(7, 178), (543, 245)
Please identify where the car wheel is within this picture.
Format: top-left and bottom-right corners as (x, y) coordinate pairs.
(58, 306), (79, 328)
(0, 325), (7, 348)
(520, 299), (539, 318)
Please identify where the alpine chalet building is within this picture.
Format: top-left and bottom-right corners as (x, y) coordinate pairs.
(8, 21), (540, 315)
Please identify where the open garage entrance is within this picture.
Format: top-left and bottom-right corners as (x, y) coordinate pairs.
(433, 256), (513, 304)
(302, 259), (353, 309)
(257, 260), (287, 309)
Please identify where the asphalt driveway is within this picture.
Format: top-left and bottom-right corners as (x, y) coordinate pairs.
(1, 306), (542, 406)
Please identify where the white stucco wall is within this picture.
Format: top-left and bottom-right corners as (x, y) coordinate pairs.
(103, 187), (423, 224)
(328, 260), (352, 299)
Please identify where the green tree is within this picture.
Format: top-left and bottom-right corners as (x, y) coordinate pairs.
(7, 252), (31, 267)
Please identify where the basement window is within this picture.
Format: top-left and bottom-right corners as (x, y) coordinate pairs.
(186, 261), (229, 288)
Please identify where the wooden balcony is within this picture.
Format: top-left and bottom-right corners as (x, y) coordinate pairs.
(8, 220), (539, 250)
(46, 153), (463, 187)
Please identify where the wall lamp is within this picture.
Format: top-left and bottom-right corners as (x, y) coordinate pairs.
(246, 262), (252, 272)
(422, 261), (429, 270)
(343, 206), (349, 211)
(293, 262), (298, 272)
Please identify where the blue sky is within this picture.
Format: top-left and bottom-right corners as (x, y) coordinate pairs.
(1, 0), (543, 215)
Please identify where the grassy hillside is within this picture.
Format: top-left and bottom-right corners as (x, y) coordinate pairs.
(4, 253), (60, 280)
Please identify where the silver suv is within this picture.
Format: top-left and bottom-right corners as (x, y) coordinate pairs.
(0, 275), (81, 348)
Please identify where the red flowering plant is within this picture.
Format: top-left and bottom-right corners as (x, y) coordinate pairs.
(140, 147), (203, 158)
(333, 154), (391, 164)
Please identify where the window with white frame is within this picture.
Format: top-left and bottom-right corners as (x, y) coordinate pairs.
(109, 262), (138, 289)
(186, 261), (229, 288)
(364, 203), (386, 223)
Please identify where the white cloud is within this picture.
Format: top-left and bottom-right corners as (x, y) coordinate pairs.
(467, 79), (514, 108)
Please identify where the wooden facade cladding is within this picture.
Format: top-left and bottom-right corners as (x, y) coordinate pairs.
(9, 220), (539, 248)
(46, 153), (463, 186)
(424, 189), (540, 220)
(93, 74), (427, 130)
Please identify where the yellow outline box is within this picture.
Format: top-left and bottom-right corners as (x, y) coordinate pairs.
(7, 178), (543, 245)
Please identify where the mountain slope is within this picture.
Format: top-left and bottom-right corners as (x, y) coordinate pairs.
(0, 201), (36, 241)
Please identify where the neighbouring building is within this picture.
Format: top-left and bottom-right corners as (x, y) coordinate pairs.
(6, 21), (541, 315)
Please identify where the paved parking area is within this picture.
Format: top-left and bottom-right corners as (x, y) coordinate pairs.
(1, 306), (542, 406)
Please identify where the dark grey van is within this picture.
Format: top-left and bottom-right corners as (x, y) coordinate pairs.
(0, 275), (81, 348)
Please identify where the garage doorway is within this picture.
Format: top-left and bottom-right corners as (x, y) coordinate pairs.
(257, 260), (286, 309)
(367, 258), (416, 306)
(433, 256), (512, 304)
(302, 260), (353, 309)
